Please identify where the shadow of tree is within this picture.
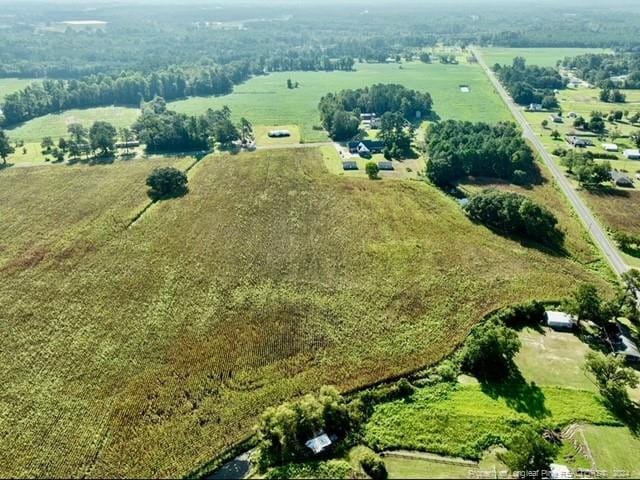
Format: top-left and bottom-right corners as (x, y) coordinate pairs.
(480, 367), (551, 420)
(602, 392), (640, 435)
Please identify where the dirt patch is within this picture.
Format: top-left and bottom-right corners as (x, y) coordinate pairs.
(1, 246), (49, 274)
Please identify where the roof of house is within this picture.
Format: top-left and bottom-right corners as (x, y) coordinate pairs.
(613, 323), (640, 360)
(546, 311), (577, 328)
(624, 149), (640, 157)
(602, 143), (618, 151)
(567, 136), (588, 146)
(305, 433), (332, 454)
(378, 161), (394, 170)
(611, 170), (633, 185)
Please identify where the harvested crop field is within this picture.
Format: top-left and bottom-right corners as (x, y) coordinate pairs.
(0, 148), (608, 477)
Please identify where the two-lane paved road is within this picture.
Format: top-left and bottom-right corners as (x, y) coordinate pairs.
(472, 47), (629, 277)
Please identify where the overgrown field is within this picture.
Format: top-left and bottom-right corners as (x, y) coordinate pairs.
(0, 148), (608, 477)
(169, 61), (512, 142)
(481, 48), (611, 68)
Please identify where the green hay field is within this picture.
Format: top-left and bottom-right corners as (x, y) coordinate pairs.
(0, 147), (609, 477)
(481, 48), (611, 68)
(169, 61), (512, 142)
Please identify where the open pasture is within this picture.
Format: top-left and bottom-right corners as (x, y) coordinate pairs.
(6, 106), (140, 143)
(170, 61), (512, 143)
(0, 147), (608, 478)
(0, 78), (38, 99)
(482, 48), (611, 68)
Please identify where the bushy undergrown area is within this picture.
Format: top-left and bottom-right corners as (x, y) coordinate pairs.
(251, 290), (640, 479)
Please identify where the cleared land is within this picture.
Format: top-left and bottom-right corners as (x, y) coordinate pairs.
(6, 106), (140, 143)
(0, 78), (38, 99)
(170, 61), (512, 142)
(482, 48), (611, 68)
(0, 147), (609, 478)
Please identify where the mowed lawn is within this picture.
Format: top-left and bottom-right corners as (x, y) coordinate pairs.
(0, 148), (610, 478)
(170, 61), (512, 142)
(6, 106), (140, 143)
(481, 48), (611, 68)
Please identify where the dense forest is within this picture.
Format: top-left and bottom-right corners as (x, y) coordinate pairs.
(425, 121), (536, 187)
(0, 1), (639, 80)
(561, 53), (640, 89)
(493, 58), (565, 106)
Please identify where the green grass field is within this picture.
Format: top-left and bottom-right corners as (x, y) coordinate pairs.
(515, 328), (597, 392)
(0, 146), (610, 478)
(6, 106), (140, 143)
(383, 456), (480, 479)
(0, 78), (38, 99)
(582, 425), (640, 476)
(170, 61), (512, 142)
(481, 48), (611, 68)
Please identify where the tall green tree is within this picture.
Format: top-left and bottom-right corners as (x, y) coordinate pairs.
(585, 351), (639, 397)
(89, 121), (117, 157)
(119, 127), (134, 154)
(239, 117), (253, 145)
(0, 129), (15, 165)
(461, 318), (521, 379)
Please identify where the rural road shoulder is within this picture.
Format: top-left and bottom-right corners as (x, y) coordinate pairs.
(472, 47), (629, 277)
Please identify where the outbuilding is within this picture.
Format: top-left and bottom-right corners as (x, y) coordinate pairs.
(602, 143), (618, 152)
(304, 433), (332, 455)
(545, 311), (577, 331)
(342, 161), (358, 171)
(268, 130), (291, 138)
(624, 149), (640, 160)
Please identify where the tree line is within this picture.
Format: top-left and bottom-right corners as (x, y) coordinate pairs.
(425, 120), (536, 188)
(561, 53), (640, 89)
(318, 84), (432, 141)
(493, 57), (564, 106)
(0, 65), (250, 126)
(1, 97), (252, 165)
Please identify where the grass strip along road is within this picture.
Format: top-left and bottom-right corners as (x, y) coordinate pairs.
(472, 47), (629, 278)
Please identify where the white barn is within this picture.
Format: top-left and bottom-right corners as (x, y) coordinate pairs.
(545, 311), (577, 331)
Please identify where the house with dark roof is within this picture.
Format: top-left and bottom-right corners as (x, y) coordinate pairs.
(612, 323), (640, 363)
(566, 136), (592, 148)
(611, 170), (634, 188)
(347, 140), (385, 155)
